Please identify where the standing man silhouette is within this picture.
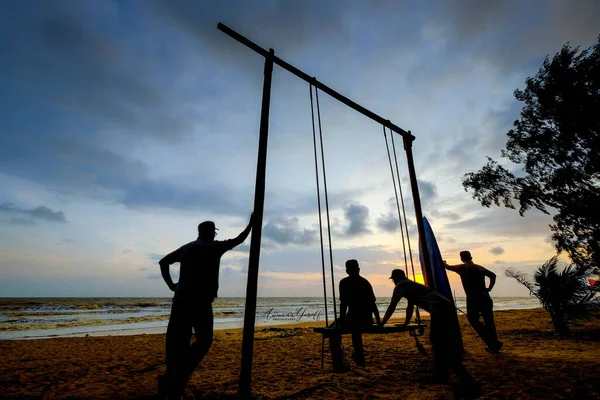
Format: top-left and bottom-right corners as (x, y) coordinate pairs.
(444, 250), (502, 353)
(338, 259), (381, 367)
(158, 214), (253, 398)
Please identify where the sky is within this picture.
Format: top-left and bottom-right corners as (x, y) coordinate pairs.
(1, 0), (599, 298)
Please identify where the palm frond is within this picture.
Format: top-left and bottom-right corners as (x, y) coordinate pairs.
(506, 256), (600, 335)
(505, 267), (538, 297)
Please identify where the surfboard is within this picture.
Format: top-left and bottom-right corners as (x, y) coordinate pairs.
(419, 216), (464, 352)
(419, 216), (455, 302)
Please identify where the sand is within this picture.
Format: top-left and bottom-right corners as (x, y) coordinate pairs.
(1, 308), (599, 400)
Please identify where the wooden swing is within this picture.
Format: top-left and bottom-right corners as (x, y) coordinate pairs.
(306, 83), (427, 371)
(216, 22), (440, 396)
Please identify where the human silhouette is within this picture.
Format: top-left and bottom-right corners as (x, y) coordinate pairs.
(381, 269), (482, 399)
(338, 259), (381, 367)
(444, 251), (502, 353)
(157, 214), (254, 399)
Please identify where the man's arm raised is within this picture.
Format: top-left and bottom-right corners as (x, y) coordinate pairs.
(228, 212), (254, 248)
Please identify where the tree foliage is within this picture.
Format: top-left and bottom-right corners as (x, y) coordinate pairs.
(463, 36), (600, 268)
(505, 257), (600, 335)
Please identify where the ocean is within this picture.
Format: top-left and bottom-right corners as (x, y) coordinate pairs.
(0, 296), (540, 340)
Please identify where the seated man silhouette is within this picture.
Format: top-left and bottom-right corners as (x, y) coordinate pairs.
(338, 259), (381, 367)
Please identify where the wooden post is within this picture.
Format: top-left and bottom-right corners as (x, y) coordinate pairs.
(327, 330), (349, 372)
(238, 48), (274, 399)
(403, 134), (434, 286)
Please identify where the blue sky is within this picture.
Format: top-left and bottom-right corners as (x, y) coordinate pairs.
(1, 0), (598, 298)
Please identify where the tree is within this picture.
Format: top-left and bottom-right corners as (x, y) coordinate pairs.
(505, 257), (600, 336)
(462, 36), (600, 269)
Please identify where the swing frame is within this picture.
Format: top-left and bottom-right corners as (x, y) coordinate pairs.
(217, 22), (435, 398)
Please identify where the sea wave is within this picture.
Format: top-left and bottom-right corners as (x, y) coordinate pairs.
(0, 296), (541, 340)
(0, 314), (170, 332)
(2, 309), (141, 318)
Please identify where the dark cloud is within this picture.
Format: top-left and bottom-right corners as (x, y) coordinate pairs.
(0, 133), (244, 214)
(430, 210), (461, 222)
(231, 243), (250, 253)
(0, 203), (66, 224)
(493, 260), (506, 265)
(376, 213), (417, 239)
(0, 1), (251, 215)
(377, 212), (400, 233)
(340, 203), (371, 237)
(435, 103), (523, 175)
(30, 206), (66, 222)
(7, 218), (37, 226)
(150, 0), (349, 68)
(263, 215), (317, 245)
(121, 178), (241, 213)
(2, 0), (597, 221)
(434, 0), (600, 71)
(417, 180), (437, 205)
(0, 1), (193, 144)
(376, 197), (417, 238)
(405, 0), (600, 91)
(490, 246), (505, 256)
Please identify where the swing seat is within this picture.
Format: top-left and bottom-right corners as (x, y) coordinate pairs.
(313, 323), (425, 337)
(315, 323), (428, 371)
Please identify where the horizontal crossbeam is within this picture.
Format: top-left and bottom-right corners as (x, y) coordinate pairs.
(217, 23), (415, 141)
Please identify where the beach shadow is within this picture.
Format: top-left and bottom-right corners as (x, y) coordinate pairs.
(573, 327), (600, 342)
(274, 382), (333, 399)
(134, 364), (161, 373)
(508, 325), (600, 342)
(506, 328), (555, 338)
(135, 393), (241, 400)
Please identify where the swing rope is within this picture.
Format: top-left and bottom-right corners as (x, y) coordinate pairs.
(314, 85), (339, 325)
(309, 90), (426, 368)
(382, 126), (410, 276)
(382, 125), (424, 330)
(389, 129), (418, 283)
(389, 127), (422, 325)
(309, 83), (339, 325)
(309, 83), (329, 328)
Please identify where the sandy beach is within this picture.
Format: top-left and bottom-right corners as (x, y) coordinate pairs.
(1, 308), (599, 400)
